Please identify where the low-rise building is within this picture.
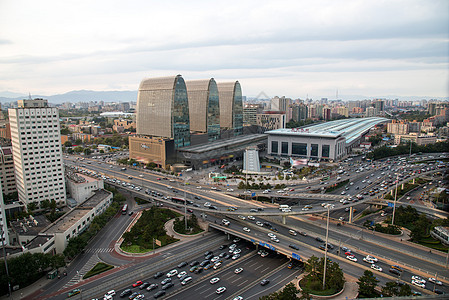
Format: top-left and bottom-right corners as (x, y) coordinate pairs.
(65, 169), (104, 206)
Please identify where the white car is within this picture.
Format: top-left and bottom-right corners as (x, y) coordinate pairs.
(428, 277), (443, 285)
(243, 227), (250, 232)
(166, 269), (178, 277)
(216, 287), (226, 294)
(268, 233), (276, 238)
(346, 255), (357, 262)
(211, 256), (220, 263)
(363, 257), (374, 264)
(365, 255), (378, 262)
(232, 254), (240, 260)
(247, 216), (255, 220)
(371, 264), (382, 272)
(271, 238), (280, 243)
(411, 275), (426, 284)
(210, 277), (220, 284)
(213, 262), (222, 269)
(234, 268), (243, 274)
(204, 202), (211, 207)
(104, 290), (116, 298)
(233, 248), (241, 254)
(411, 280), (425, 288)
(238, 215), (246, 220)
(177, 271), (187, 278)
(256, 221), (264, 227)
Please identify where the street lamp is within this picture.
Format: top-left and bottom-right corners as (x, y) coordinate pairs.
(322, 205), (330, 290)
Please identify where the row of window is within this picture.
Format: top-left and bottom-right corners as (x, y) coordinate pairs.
(271, 141), (330, 158)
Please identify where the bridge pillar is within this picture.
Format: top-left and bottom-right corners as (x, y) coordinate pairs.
(390, 190), (394, 196)
(401, 183), (404, 190)
(227, 233), (231, 240)
(412, 178), (415, 184)
(349, 207), (354, 223)
(282, 215), (287, 225)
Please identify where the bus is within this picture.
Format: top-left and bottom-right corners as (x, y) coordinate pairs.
(172, 197), (193, 205)
(122, 204), (128, 215)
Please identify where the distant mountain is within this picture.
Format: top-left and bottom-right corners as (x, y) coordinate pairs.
(0, 90), (138, 104)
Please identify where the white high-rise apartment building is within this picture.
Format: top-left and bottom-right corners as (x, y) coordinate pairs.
(9, 99), (66, 209)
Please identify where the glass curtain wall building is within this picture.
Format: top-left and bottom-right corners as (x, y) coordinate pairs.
(136, 75), (191, 148)
(217, 81), (243, 136)
(186, 79), (220, 142)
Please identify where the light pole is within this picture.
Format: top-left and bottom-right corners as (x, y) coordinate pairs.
(322, 206), (330, 290)
(391, 171), (400, 225)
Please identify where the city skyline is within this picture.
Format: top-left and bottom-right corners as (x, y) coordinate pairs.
(0, 0), (448, 100)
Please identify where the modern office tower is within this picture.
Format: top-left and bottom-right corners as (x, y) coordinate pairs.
(8, 99), (66, 208)
(136, 75), (191, 148)
(0, 186), (9, 245)
(217, 81), (243, 136)
(0, 146), (17, 195)
(186, 79), (220, 142)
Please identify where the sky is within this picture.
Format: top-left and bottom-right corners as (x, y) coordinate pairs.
(0, 0), (448, 100)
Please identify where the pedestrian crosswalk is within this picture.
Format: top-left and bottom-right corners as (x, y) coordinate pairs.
(60, 254), (100, 290)
(84, 247), (115, 253)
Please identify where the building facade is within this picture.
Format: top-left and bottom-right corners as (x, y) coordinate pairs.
(217, 81), (243, 136)
(8, 99), (66, 207)
(129, 135), (175, 168)
(0, 188), (9, 246)
(256, 112), (286, 131)
(186, 79), (220, 142)
(0, 146), (17, 195)
(66, 170), (104, 206)
(136, 75), (191, 149)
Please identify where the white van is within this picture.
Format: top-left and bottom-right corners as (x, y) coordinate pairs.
(279, 205), (290, 210)
(289, 230), (297, 236)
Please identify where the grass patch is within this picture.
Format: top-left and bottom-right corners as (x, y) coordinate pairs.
(121, 244), (153, 253)
(300, 278), (339, 296)
(135, 197), (149, 205)
(83, 262), (114, 279)
(415, 235), (448, 252)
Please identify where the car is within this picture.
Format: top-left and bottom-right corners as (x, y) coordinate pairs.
(389, 268), (401, 276)
(214, 262), (222, 269)
(299, 231), (307, 236)
(390, 265), (403, 272)
(211, 256), (220, 263)
(190, 260), (199, 267)
(177, 261), (188, 268)
(166, 269), (178, 277)
(429, 277), (443, 285)
(260, 279), (270, 286)
(232, 254), (240, 260)
(289, 230), (297, 236)
(256, 221), (264, 226)
(289, 244), (300, 250)
(139, 282), (150, 290)
(288, 262), (294, 269)
(365, 255), (378, 262)
(128, 292), (139, 299)
(260, 251), (269, 257)
(161, 277), (172, 285)
(268, 233), (276, 238)
(194, 266), (204, 274)
(68, 289), (81, 298)
(233, 248), (242, 254)
(200, 260), (210, 267)
(363, 257), (375, 264)
(132, 281), (143, 287)
(153, 290), (166, 298)
(134, 294), (144, 300)
(371, 264), (382, 272)
(177, 271), (187, 278)
(344, 251), (353, 256)
(238, 215), (246, 220)
(247, 215), (255, 220)
(204, 263), (214, 270)
(271, 238), (280, 243)
(181, 276), (193, 285)
(210, 277), (220, 284)
(161, 282), (174, 290)
(189, 266), (199, 273)
(153, 272), (164, 279)
(178, 274), (188, 281)
(411, 280), (425, 288)
(104, 290), (116, 297)
(146, 283), (158, 291)
(232, 297), (244, 300)
(346, 255), (357, 262)
(233, 238), (241, 243)
(411, 276), (426, 284)
(216, 287), (227, 294)
(234, 267), (243, 274)
(120, 289), (132, 297)
(315, 237), (324, 242)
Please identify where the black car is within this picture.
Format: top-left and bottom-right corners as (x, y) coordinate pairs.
(161, 282), (174, 290)
(208, 205), (218, 210)
(389, 268), (401, 276)
(140, 282), (150, 289)
(177, 261), (188, 268)
(200, 260), (210, 267)
(190, 260), (199, 267)
(263, 222), (271, 227)
(161, 278), (172, 285)
(315, 237), (324, 242)
(205, 254), (214, 260)
(153, 271), (164, 279)
(204, 250), (213, 257)
(224, 253), (231, 259)
(128, 292), (139, 300)
(289, 244), (300, 250)
(120, 289), (132, 298)
(260, 279), (270, 286)
(194, 267), (204, 274)
(219, 244), (227, 250)
(147, 283), (158, 291)
(153, 290), (166, 298)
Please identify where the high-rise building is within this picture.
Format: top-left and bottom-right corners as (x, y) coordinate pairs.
(0, 187), (9, 245)
(243, 104), (263, 125)
(136, 75), (191, 149)
(0, 146), (17, 195)
(291, 103), (308, 123)
(186, 79), (220, 142)
(270, 96), (291, 112)
(217, 81), (243, 136)
(8, 99), (66, 208)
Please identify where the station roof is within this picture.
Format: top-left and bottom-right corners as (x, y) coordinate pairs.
(179, 134), (267, 154)
(268, 117), (388, 144)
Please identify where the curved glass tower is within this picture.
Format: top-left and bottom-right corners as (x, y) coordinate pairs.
(217, 81), (243, 136)
(136, 75), (190, 148)
(186, 78), (220, 142)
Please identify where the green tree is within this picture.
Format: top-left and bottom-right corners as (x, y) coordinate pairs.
(27, 202), (37, 213)
(73, 146), (83, 153)
(357, 270), (379, 297)
(260, 282), (299, 299)
(40, 199), (50, 210)
(64, 141), (72, 147)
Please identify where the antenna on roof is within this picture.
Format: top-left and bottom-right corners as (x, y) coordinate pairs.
(28, 93), (32, 100)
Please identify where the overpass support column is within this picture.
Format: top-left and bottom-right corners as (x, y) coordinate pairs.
(413, 178), (415, 184)
(349, 207), (354, 223)
(282, 215), (287, 225)
(391, 190), (394, 196)
(401, 183), (404, 190)
(227, 233), (231, 240)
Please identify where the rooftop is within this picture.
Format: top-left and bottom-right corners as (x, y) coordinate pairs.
(179, 134), (267, 154)
(79, 189), (112, 208)
(43, 208), (91, 234)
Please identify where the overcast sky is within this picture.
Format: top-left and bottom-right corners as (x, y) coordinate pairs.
(0, 0), (448, 100)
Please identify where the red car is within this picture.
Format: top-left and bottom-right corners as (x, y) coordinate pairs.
(132, 280), (143, 287)
(345, 251), (352, 256)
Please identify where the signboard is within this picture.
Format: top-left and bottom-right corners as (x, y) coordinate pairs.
(155, 239), (162, 246)
(387, 202), (394, 207)
(292, 253), (301, 261)
(259, 241), (276, 251)
(251, 192), (256, 197)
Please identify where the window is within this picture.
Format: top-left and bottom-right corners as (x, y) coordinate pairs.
(322, 145), (330, 158)
(271, 141), (278, 154)
(281, 142), (288, 155)
(311, 144), (318, 157)
(292, 143), (307, 156)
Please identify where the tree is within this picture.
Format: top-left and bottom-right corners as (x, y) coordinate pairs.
(27, 202), (37, 213)
(357, 270), (379, 297)
(260, 282), (299, 299)
(64, 141), (72, 148)
(381, 281), (412, 297)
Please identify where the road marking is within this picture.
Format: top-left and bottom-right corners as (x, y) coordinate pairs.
(237, 279), (248, 287)
(253, 265), (263, 271)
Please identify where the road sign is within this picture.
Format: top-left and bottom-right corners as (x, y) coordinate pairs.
(251, 192), (256, 197)
(388, 202), (394, 207)
(292, 253), (301, 260)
